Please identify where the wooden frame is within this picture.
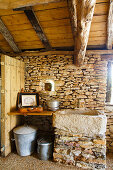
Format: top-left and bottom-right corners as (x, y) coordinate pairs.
(18, 92), (39, 108)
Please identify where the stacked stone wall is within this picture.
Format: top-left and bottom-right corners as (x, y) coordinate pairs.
(105, 105), (113, 152)
(22, 54), (113, 151)
(53, 128), (106, 170)
(24, 54), (107, 110)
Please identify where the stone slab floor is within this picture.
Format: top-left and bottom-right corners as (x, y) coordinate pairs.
(0, 152), (113, 170)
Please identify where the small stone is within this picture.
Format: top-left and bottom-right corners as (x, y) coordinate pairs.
(53, 153), (63, 159)
(110, 125), (113, 133)
(72, 150), (81, 156)
(93, 139), (106, 145)
(110, 142), (113, 146)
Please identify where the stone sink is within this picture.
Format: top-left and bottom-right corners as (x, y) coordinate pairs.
(53, 108), (107, 136)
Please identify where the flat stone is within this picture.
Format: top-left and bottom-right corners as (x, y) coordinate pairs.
(109, 125), (113, 133)
(93, 139), (106, 145)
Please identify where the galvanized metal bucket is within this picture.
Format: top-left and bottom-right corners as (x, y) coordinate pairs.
(37, 138), (53, 160)
(13, 125), (37, 156)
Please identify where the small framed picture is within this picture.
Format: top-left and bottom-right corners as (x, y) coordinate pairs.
(22, 95), (37, 107)
(18, 92), (39, 108)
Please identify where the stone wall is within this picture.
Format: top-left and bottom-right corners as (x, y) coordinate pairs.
(105, 105), (113, 152)
(53, 109), (107, 169)
(53, 129), (106, 169)
(22, 54), (113, 151)
(24, 54), (107, 110)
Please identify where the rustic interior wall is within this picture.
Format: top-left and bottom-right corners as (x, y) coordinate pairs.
(24, 54), (107, 110)
(23, 54), (113, 152)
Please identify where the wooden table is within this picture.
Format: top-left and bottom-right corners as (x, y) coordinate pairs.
(8, 110), (54, 116)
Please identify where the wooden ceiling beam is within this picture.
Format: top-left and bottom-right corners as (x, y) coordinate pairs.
(10, 50), (74, 57)
(24, 7), (51, 50)
(71, 0), (96, 66)
(0, 18), (20, 53)
(106, 0), (113, 49)
(8, 49), (113, 57)
(0, 0), (65, 9)
(67, 0), (77, 40)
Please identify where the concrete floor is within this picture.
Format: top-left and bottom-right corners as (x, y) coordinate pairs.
(0, 152), (113, 170)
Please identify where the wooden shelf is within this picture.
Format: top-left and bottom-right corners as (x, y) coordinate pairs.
(8, 110), (54, 116)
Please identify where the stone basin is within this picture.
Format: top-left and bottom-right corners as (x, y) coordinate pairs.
(53, 108), (107, 136)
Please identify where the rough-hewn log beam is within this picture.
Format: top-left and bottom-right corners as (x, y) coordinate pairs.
(67, 0), (77, 40)
(10, 50), (74, 57)
(107, 0), (113, 49)
(0, 0), (65, 9)
(8, 49), (113, 57)
(0, 18), (20, 52)
(74, 0), (96, 66)
(24, 7), (51, 50)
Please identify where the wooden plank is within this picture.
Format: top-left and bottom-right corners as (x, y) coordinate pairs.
(40, 19), (71, 28)
(33, 1), (67, 11)
(8, 111), (54, 116)
(50, 39), (74, 47)
(10, 58), (17, 130)
(0, 18), (20, 52)
(16, 60), (21, 92)
(88, 36), (106, 42)
(4, 56), (11, 154)
(1, 13), (29, 26)
(91, 22), (107, 32)
(1, 55), (6, 156)
(88, 40), (106, 46)
(11, 29), (44, 42)
(35, 8), (70, 22)
(20, 61), (25, 90)
(75, 0), (96, 66)
(17, 43), (44, 50)
(106, 0), (113, 49)
(4, 19), (71, 32)
(92, 15), (107, 23)
(1, 55), (11, 156)
(94, 2), (109, 15)
(0, 44), (13, 52)
(44, 26), (72, 34)
(89, 30), (106, 37)
(46, 33), (73, 39)
(10, 58), (17, 112)
(0, 9), (24, 16)
(24, 7), (51, 50)
(0, 0), (65, 9)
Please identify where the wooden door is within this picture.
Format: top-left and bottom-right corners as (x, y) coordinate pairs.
(1, 55), (24, 156)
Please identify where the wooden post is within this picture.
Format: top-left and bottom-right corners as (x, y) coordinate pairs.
(71, 0), (96, 66)
(107, 0), (113, 49)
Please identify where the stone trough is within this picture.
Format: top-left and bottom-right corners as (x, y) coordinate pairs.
(53, 109), (107, 169)
(53, 108), (107, 137)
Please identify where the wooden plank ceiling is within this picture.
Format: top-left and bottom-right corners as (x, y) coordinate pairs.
(0, 0), (111, 63)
